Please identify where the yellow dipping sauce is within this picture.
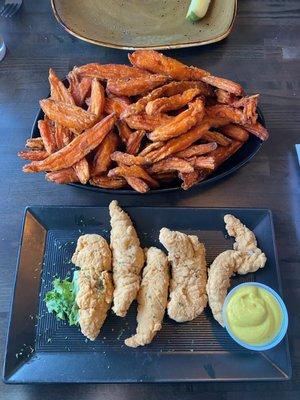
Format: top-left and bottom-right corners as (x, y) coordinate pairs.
(226, 285), (283, 345)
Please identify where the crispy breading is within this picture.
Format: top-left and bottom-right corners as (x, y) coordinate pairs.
(202, 75), (244, 96)
(149, 157), (194, 174)
(40, 99), (97, 133)
(18, 150), (49, 161)
(76, 270), (113, 341)
(125, 247), (169, 347)
(88, 78), (105, 118)
(129, 50), (209, 80)
(109, 200), (145, 317)
(206, 215), (267, 326)
(108, 165), (159, 187)
(92, 131), (119, 176)
(221, 124), (249, 142)
(74, 63), (150, 80)
(46, 167), (79, 184)
(148, 98), (205, 142)
(121, 80), (213, 118)
(175, 142), (217, 158)
(145, 88), (202, 115)
(23, 113), (116, 173)
(159, 228), (207, 322)
(72, 234), (113, 340)
(89, 175), (127, 189)
(107, 74), (169, 97)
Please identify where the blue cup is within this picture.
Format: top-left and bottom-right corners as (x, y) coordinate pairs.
(222, 282), (288, 351)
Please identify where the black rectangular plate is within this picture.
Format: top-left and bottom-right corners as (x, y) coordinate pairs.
(3, 206), (291, 383)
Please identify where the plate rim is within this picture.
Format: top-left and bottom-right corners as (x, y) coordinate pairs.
(50, 0), (237, 50)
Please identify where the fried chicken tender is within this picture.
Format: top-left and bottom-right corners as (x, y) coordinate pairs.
(125, 247), (169, 347)
(206, 215), (267, 326)
(71, 234), (113, 341)
(159, 228), (207, 322)
(109, 200), (145, 317)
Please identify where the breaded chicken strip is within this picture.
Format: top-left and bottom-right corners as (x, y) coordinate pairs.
(109, 200), (145, 317)
(206, 215), (267, 326)
(159, 228), (207, 322)
(71, 234), (113, 340)
(75, 270), (113, 341)
(125, 247), (169, 347)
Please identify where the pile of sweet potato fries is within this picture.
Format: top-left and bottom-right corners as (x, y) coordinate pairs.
(18, 50), (269, 192)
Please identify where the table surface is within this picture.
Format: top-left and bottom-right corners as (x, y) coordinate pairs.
(0, 1), (299, 399)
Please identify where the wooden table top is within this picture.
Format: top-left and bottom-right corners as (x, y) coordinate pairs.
(0, 1), (299, 398)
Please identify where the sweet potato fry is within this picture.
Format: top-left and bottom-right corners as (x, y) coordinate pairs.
(108, 165), (159, 188)
(92, 130), (119, 176)
(244, 122), (269, 141)
(148, 98), (205, 142)
(54, 124), (72, 149)
(216, 89), (237, 105)
(18, 150), (49, 161)
(189, 156), (216, 170)
(74, 63), (150, 80)
(89, 175), (127, 189)
(73, 158), (90, 184)
(220, 124), (249, 142)
(89, 175), (126, 189)
(151, 171), (177, 183)
(202, 75), (244, 96)
(206, 104), (247, 125)
(125, 177), (149, 193)
(121, 80), (213, 118)
(25, 137), (44, 150)
(146, 121), (211, 162)
(145, 88), (202, 115)
(68, 71), (92, 106)
(175, 142), (217, 158)
(107, 74), (169, 97)
(129, 50), (209, 80)
(49, 68), (75, 105)
(232, 95), (259, 124)
(139, 141), (164, 157)
(110, 151), (149, 166)
(46, 168), (79, 184)
(125, 113), (172, 131)
(180, 141), (243, 190)
(149, 157), (194, 174)
(126, 130), (145, 155)
(38, 119), (57, 153)
(202, 131), (232, 146)
(23, 113), (116, 173)
(116, 120), (132, 143)
(88, 78), (105, 118)
(104, 96), (131, 116)
(40, 99), (97, 133)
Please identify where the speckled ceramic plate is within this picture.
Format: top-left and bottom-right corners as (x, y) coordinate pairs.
(51, 0), (237, 50)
